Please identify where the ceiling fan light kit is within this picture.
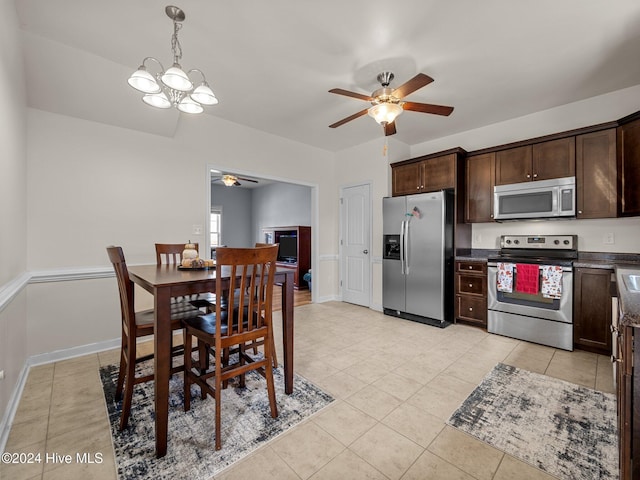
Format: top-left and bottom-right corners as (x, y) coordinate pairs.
(127, 6), (218, 114)
(329, 71), (454, 136)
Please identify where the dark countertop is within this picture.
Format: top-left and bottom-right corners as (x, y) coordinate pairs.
(575, 251), (640, 269)
(455, 249), (498, 262)
(616, 266), (640, 327)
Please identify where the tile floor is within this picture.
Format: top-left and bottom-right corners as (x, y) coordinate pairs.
(2, 301), (615, 480)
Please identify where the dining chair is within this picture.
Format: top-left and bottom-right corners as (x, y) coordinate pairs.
(182, 245), (279, 450)
(155, 242), (215, 310)
(107, 245), (201, 430)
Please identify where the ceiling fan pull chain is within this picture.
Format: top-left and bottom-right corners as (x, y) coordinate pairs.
(383, 136), (388, 156)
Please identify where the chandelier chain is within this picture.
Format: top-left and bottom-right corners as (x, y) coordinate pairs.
(171, 20), (183, 64)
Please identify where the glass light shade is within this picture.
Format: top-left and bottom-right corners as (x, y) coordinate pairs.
(177, 97), (204, 114)
(142, 92), (171, 109)
(128, 68), (161, 94)
(190, 84), (218, 105)
(161, 64), (193, 91)
(222, 175), (237, 186)
(368, 103), (403, 125)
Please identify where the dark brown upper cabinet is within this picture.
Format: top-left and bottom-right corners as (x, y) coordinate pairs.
(576, 129), (617, 219)
(495, 138), (575, 185)
(617, 115), (640, 216)
(392, 153), (455, 196)
(465, 152), (495, 223)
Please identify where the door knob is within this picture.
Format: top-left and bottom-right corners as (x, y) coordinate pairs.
(363, 249), (369, 254)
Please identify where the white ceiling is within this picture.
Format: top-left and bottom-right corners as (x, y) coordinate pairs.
(15, 0), (640, 152)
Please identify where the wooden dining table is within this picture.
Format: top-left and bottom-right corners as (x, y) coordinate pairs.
(127, 264), (295, 458)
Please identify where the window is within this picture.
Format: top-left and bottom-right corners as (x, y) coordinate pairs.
(210, 207), (222, 247)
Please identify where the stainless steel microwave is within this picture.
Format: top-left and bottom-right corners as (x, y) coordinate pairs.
(493, 176), (575, 221)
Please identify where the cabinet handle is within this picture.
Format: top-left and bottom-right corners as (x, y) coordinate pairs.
(533, 173), (538, 178)
(611, 355), (623, 364)
(468, 266), (473, 270)
(578, 210), (582, 214)
(469, 307), (473, 311)
(469, 283), (473, 288)
(490, 214), (494, 218)
(526, 174), (531, 178)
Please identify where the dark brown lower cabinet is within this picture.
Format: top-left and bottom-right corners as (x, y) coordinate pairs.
(455, 260), (487, 327)
(573, 267), (612, 355)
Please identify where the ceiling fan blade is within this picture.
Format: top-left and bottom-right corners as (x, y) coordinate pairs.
(234, 181), (241, 186)
(328, 88), (373, 102)
(384, 122), (397, 136)
(329, 108), (369, 128)
(237, 177), (258, 183)
(403, 101), (454, 116)
(392, 73), (434, 99)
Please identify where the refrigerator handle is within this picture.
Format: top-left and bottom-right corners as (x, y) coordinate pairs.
(400, 220), (405, 274)
(404, 219), (410, 274)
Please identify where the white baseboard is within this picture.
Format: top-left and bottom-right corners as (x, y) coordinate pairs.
(0, 337), (120, 454)
(0, 362), (30, 455)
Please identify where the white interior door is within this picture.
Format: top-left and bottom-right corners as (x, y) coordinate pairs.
(340, 183), (371, 306)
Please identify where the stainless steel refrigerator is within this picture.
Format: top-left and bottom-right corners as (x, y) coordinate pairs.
(382, 190), (454, 326)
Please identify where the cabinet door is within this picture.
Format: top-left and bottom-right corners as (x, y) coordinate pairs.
(573, 268), (612, 355)
(465, 153), (495, 222)
(617, 118), (640, 216)
(392, 163), (421, 196)
(495, 145), (532, 185)
(532, 137), (575, 181)
(576, 129), (616, 219)
(421, 154), (455, 191)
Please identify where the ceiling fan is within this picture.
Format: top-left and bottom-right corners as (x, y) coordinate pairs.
(212, 174), (259, 187)
(328, 71), (454, 136)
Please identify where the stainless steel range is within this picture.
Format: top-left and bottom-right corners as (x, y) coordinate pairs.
(487, 235), (577, 350)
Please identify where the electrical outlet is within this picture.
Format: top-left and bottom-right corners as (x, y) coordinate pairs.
(603, 232), (615, 245)
(473, 233), (482, 244)
(192, 224), (202, 235)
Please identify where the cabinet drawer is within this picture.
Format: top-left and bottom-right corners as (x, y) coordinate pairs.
(456, 295), (487, 322)
(456, 274), (486, 295)
(456, 261), (487, 274)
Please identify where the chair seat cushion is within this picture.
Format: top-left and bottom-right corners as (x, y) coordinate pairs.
(183, 308), (262, 336)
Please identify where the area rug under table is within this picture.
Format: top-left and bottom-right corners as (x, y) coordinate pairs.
(100, 360), (334, 480)
(447, 363), (618, 480)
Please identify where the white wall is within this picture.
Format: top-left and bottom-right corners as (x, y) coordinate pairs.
(335, 136), (411, 309)
(410, 84), (640, 254)
(24, 108), (338, 357)
(0, 0), (28, 431)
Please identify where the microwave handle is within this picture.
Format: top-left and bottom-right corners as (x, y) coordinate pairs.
(553, 186), (559, 214)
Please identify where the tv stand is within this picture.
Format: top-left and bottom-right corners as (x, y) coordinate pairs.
(262, 226), (311, 290)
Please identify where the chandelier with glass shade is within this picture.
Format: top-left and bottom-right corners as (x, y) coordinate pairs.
(127, 6), (218, 114)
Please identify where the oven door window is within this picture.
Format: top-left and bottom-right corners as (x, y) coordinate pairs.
(497, 269), (561, 310)
(498, 191), (553, 215)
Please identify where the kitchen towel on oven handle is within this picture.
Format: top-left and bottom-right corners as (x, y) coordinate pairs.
(515, 263), (540, 294)
(496, 262), (514, 293)
(541, 265), (563, 299)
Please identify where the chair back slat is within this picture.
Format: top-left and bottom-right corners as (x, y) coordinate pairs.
(155, 243), (199, 265)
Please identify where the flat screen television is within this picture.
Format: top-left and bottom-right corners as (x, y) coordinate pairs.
(277, 235), (297, 262)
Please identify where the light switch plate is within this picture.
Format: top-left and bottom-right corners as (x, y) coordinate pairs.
(192, 225), (202, 235)
(603, 232), (615, 245)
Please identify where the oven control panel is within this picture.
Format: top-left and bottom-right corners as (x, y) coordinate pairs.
(500, 235), (577, 250)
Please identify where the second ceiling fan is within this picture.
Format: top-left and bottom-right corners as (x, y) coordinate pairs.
(212, 174), (259, 187)
(328, 72), (454, 136)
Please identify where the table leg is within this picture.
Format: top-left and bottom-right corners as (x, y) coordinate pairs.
(281, 273), (294, 394)
(154, 288), (171, 458)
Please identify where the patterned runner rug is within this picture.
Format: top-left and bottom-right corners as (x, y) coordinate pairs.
(100, 360), (334, 480)
(448, 363), (618, 480)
